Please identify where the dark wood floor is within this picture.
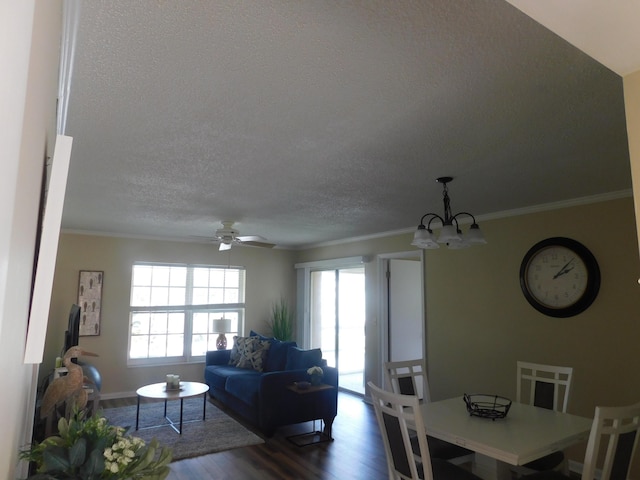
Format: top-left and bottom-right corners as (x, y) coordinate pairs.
(102, 391), (389, 479)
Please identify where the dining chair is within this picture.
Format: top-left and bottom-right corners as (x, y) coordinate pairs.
(521, 401), (640, 480)
(368, 381), (482, 480)
(384, 359), (473, 464)
(514, 361), (574, 475)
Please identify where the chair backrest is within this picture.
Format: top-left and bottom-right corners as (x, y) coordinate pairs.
(384, 359), (431, 402)
(368, 381), (433, 480)
(516, 361), (573, 412)
(581, 402), (640, 480)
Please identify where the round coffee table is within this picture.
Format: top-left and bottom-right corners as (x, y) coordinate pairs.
(135, 381), (209, 434)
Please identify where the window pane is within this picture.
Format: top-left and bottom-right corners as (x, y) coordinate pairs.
(224, 288), (239, 303)
(152, 267), (171, 286)
(170, 268), (187, 287)
(168, 286), (186, 305)
(193, 268), (210, 287)
(208, 288), (224, 304)
(131, 286), (151, 307)
(209, 269), (225, 287)
(225, 269), (239, 285)
(192, 313), (208, 334)
(149, 335), (167, 357)
(191, 334), (207, 356)
(150, 287), (169, 306)
(192, 287), (209, 305)
(130, 336), (149, 358)
(132, 265), (152, 286)
(167, 313), (184, 334)
(167, 334), (184, 356)
(149, 313), (168, 334)
(131, 313), (149, 335)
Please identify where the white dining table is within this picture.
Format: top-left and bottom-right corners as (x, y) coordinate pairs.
(420, 396), (592, 480)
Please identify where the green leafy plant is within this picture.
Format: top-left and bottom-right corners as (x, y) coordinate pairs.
(20, 409), (172, 479)
(268, 297), (294, 341)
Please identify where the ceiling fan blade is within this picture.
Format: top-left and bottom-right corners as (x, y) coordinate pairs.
(241, 241), (275, 248)
(236, 235), (275, 248)
(219, 242), (232, 251)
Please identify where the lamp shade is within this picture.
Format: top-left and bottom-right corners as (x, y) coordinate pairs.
(465, 224), (487, 244)
(412, 227), (439, 249)
(212, 317), (232, 333)
(437, 224), (462, 243)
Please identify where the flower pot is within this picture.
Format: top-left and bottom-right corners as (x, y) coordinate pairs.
(310, 374), (322, 386)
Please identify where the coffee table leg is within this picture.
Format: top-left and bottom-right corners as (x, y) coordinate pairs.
(135, 395), (140, 430)
(179, 398), (184, 434)
(202, 392), (206, 420)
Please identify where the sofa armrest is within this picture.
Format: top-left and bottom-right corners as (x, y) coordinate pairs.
(205, 349), (231, 366)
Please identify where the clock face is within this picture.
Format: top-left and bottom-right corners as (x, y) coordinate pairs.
(524, 246), (588, 308)
(520, 237), (600, 318)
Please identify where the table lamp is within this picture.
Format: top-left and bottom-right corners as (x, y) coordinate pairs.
(212, 317), (232, 350)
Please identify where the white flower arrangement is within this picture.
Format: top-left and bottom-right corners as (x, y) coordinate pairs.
(104, 432), (147, 474)
(307, 366), (323, 376)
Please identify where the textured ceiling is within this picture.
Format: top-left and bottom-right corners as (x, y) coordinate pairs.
(60, 0), (632, 249)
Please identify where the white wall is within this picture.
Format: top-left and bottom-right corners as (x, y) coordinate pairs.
(0, 1), (62, 478)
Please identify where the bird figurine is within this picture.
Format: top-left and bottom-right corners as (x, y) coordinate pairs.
(40, 346), (98, 419)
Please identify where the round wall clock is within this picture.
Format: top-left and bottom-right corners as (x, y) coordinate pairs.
(519, 237), (600, 318)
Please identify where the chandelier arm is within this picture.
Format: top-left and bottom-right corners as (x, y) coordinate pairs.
(451, 211), (478, 225)
(419, 213), (443, 227)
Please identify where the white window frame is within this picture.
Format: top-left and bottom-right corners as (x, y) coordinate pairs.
(127, 262), (245, 366)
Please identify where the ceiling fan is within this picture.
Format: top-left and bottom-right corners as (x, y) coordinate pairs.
(212, 221), (276, 251)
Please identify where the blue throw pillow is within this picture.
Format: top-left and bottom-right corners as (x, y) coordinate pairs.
(249, 330), (273, 341)
(265, 340), (297, 372)
(285, 347), (322, 371)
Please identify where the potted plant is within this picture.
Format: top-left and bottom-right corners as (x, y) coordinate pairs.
(20, 409), (172, 479)
(267, 297), (294, 341)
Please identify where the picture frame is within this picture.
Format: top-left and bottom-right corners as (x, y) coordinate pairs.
(78, 270), (103, 336)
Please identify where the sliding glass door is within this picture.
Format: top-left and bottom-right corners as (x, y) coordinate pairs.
(310, 266), (365, 394)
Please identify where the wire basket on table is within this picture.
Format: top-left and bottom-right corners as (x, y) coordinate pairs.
(463, 394), (511, 420)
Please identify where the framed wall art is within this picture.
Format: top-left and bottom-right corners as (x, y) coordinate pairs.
(78, 270), (103, 336)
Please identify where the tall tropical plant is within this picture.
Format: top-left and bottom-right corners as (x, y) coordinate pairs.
(268, 298), (294, 341)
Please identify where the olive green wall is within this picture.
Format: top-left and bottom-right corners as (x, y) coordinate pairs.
(44, 234), (296, 396)
(297, 196), (640, 470)
(423, 197), (640, 415)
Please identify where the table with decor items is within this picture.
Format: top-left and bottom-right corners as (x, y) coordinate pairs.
(421, 396), (592, 480)
(286, 383), (335, 446)
(135, 381), (209, 434)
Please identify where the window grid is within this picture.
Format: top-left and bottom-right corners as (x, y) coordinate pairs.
(128, 263), (245, 366)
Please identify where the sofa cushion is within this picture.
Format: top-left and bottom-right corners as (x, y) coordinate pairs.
(265, 339), (297, 372)
(225, 371), (262, 407)
(204, 364), (247, 391)
(235, 336), (271, 372)
(285, 347), (323, 370)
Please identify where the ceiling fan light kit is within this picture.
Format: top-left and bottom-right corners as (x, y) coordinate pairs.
(411, 177), (487, 250)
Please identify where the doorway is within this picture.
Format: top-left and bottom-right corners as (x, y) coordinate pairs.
(309, 266), (365, 395)
(379, 252), (425, 382)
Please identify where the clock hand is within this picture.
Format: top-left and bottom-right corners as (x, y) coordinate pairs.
(553, 258), (575, 279)
(554, 265), (575, 279)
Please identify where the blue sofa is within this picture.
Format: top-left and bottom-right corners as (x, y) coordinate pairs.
(204, 336), (338, 436)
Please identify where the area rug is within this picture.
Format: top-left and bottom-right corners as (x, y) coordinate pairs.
(102, 398), (264, 461)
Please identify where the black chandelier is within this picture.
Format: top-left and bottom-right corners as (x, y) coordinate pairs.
(411, 177), (487, 250)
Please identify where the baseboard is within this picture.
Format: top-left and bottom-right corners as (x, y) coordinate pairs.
(99, 391), (137, 400)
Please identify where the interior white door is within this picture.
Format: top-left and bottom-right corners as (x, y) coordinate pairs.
(388, 258), (423, 362)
